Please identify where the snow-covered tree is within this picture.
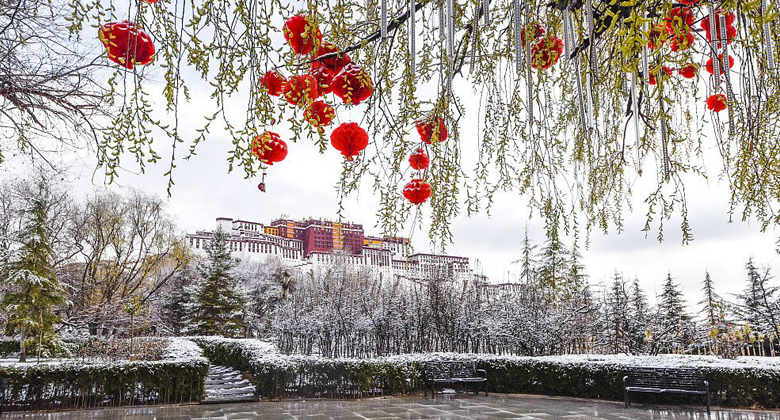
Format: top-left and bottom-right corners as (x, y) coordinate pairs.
(0, 182), (67, 362)
(189, 228), (246, 337)
(734, 259), (780, 355)
(603, 272), (630, 354)
(651, 273), (693, 354)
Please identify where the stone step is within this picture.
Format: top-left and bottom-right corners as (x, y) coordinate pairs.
(206, 385), (255, 395)
(205, 378), (247, 385)
(202, 365), (258, 404)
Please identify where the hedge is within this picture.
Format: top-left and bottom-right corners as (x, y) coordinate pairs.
(0, 338), (209, 411)
(193, 337), (780, 408)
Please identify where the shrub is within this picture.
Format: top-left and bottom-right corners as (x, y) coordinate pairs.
(193, 338), (780, 408)
(0, 338), (209, 411)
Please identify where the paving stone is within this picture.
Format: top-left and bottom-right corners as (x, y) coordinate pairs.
(4, 394), (780, 419)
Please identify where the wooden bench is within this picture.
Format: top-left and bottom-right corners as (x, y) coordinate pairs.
(424, 361), (487, 399)
(622, 367), (710, 414)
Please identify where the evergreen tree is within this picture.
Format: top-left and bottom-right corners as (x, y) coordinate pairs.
(159, 265), (197, 335)
(654, 273), (692, 353)
(518, 227), (537, 286)
(536, 233), (571, 301)
(699, 271), (720, 327)
(697, 271), (728, 354)
(627, 278), (650, 353)
(604, 272), (630, 353)
(0, 184), (66, 362)
(735, 259), (780, 341)
(189, 228), (246, 337)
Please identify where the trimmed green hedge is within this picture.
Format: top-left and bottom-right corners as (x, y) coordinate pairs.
(0, 359), (208, 411)
(194, 338), (780, 408)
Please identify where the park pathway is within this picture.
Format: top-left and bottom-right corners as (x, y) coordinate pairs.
(2, 394), (779, 419)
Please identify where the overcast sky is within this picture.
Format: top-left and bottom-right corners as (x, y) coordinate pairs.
(3, 3), (779, 310)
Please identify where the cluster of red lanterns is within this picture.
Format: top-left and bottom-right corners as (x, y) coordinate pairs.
(98, 21), (155, 69)
(264, 14), (374, 114)
(523, 23), (563, 70)
(646, 6), (737, 113)
(402, 116), (448, 205)
(256, 14), (373, 176)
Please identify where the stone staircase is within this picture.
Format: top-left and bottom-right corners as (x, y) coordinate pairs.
(202, 365), (258, 403)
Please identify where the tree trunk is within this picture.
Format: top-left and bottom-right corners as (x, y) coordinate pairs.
(19, 324), (27, 363)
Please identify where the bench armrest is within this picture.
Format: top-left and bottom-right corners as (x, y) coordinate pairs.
(476, 369), (487, 378)
(622, 376), (628, 387)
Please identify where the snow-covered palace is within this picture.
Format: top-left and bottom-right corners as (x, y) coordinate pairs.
(186, 217), (481, 283)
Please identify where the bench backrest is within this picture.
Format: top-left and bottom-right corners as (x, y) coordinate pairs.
(624, 368), (707, 391)
(425, 361), (479, 379)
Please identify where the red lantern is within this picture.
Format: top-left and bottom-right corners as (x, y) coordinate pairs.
(261, 71), (287, 96)
(403, 178), (432, 205)
(706, 94), (727, 112)
(283, 74), (319, 106)
(331, 63), (374, 105)
(409, 148), (430, 170)
(283, 15), (322, 55)
(330, 122), (369, 161)
(647, 24), (667, 49)
(665, 7), (694, 34)
(140, 0), (158, 3)
(705, 54), (735, 74)
(416, 118), (448, 144)
(98, 21), (155, 69)
(701, 10), (736, 46)
(669, 31), (694, 52)
(252, 132), (288, 165)
(309, 64), (335, 94)
(530, 36), (564, 70)
(521, 23), (546, 47)
(678, 0), (700, 5)
(311, 43), (351, 74)
(648, 66), (673, 85)
(305, 100), (335, 127)
(678, 63), (699, 79)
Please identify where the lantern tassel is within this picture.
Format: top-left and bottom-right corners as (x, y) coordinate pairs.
(719, 15), (735, 136)
(630, 71), (641, 169)
(409, 0), (416, 75)
(526, 5), (533, 129)
(470, 7), (479, 72)
(446, 0), (454, 64)
(381, 0), (388, 41)
(659, 90), (670, 182)
(563, 9), (573, 60)
(574, 56), (589, 132)
(585, 0), (598, 79)
(514, 0), (522, 72)
(762, 0), (776, 70)
(708, 3), (721, 81)
(642, 23), (650, 84)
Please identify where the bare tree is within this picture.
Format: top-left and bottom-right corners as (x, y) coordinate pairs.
(58, 189), (186, 336)
(0, 0), (106, 165)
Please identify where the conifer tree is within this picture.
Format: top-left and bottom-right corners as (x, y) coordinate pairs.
(605, 272), (630, 353)
(189, 228), (246, 337)
(0, 183), (66, 362)
(627, 278), (649, 353)
(654, 273), (692, 354)
(735, 260), (780, 347)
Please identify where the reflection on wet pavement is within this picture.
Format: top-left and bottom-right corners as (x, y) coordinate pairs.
(3, 394), (779, 419)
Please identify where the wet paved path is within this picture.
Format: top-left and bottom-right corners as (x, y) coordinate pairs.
(3, 394), (779, 420)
